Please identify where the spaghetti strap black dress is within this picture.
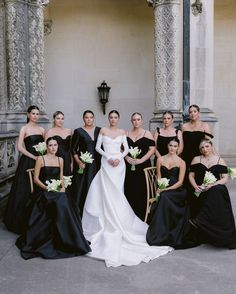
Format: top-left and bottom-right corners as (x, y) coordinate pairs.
(125, 136), (155, 221)
(16, 158), (91, 259)
(156, 127), (178, 156)
(54, 135), (72, 176)
(4, 134), (44, 234)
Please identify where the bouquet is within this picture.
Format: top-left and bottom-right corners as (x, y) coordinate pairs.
(194, 171), (217, 197)
(33, 142), (46, 155)
(129, 147), (141, 171)
(155, 177), (170, 202)
(45, 179), (62, 192)
(227, 167), (236, 180)
(78, 151), (94, 174)
(63, 175), (73, 188)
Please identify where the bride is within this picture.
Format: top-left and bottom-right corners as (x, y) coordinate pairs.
(82, 110), (173, 267)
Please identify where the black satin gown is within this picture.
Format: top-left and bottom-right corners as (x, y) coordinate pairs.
(54, 135), (72, 176)
(16, 165), (91, 259)
(4, 134), (44, 234)
(146, 166), (191, 248)
(71, 127), (101, 215)
(189, 163), (236, 249)
(125, 137), (155, 221)
(156, 127), (178, 156)
(182, 131), (213, 168)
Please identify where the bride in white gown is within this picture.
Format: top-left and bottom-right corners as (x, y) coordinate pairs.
(82, 110), (173, 267)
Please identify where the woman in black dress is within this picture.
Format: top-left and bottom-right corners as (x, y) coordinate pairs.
(4, 105), (45, 234)
(181, 105), (213, 168)
(146, 138), (190, 248)
(16, 137), (91, 259)
(188, 139), (236, 249)
(71, 110), (101, 215)
(154, 111), (183, 159)
(45, 111), (72, 176)
(124, 112), (155, 221)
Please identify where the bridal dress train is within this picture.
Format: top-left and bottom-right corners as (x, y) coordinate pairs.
(82, 135), (173, 267)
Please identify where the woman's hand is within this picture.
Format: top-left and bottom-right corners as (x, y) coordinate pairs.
(78, 161), (85, 169)
(60, 187), (65, 192)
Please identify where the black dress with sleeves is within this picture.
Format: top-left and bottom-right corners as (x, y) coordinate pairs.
(4, 134), (44, 234)
(189, 163), (236, 249)
(71, 127), (101, 215)
(16, 160), (91, 259)
(125, 136), (155, 221)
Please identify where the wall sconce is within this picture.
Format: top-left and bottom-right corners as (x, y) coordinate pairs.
(191, 0), (203, 16)
(97, 81), (110, 115)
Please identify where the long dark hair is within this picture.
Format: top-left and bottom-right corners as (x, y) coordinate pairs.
(108, 110), (120, 118)
(46, 136), (59, 146)
(83, 110), (94, 118)
(26, 105), (40, 123)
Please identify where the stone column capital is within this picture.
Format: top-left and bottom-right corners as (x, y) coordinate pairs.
(147, 0), (180, 8)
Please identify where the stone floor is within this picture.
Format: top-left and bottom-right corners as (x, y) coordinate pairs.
(0, 181), (236, 294)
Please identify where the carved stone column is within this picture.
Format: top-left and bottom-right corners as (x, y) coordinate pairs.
(147, 0), (183, 130)
(0, 1), (7, 113)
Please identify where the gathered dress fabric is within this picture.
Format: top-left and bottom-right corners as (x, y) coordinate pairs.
(54, 135), (72, 176)
(82, 135), (173, 267)
(189, 163), (236, 249)
(4, 134), (44, 234)
(71, 127), (101, 214)
(146, 166), (192, 249)
(182, 131), (213, 168)
(125, 136), (155, 220)
(16, 159), (91, 259)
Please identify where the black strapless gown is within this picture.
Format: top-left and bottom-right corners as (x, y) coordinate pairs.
(125, 137), (155, 221)
(146, 166), (191, 248)
(189, 163), (236, 249)
(182, 131), (213, 167)
(16, 166), (91, 259)
(4, 134), (44, 234)
(54, 135), (72, 176)
(71, 127), (101, 215)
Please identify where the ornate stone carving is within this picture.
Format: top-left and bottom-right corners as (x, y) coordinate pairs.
(149, 0), (182, 111)
(0, 136), (18, 180)
(0, 3), (7, 111)
(28, 4), (46, 111)
(147, 0), (180, 8)
(5, 1), (27, 111)
(44, 20), (52, 35)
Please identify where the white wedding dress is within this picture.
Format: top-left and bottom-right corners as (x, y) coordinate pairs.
(82, 134), (173, 267)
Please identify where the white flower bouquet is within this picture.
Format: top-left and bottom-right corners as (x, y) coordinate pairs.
(194, 171), (217, 197)
(155, 177), (170, 202)
(63, 175), (73, 188)
(228, 167), (236, 180)
(33, 142), (46, 155)
(45, 179), (62, 192)
(78, 151), (94, 174)
(129, 147), (141, 171)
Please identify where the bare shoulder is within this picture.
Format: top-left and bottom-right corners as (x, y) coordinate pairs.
(118, 129), (126, 136)
(99, 127), (107, 135)
(59, 156), (64, 164)
(218, 157), (227, 166)
(191, 155), (200, 165)
(145, 130), (154, 140)
(181, 122), (190, 131)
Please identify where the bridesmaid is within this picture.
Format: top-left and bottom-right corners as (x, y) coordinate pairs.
(181, 104), (213, 168)
(4, 105), (45, 234)
(16, 136), (91, 259)
(71, 110), (101, 215)
(154, 111), (183, 160)
(45, 111), (72, 176)
(146, 138), (191, 248)
(188, 139), (236, 249)
(124, 112), (155, 221)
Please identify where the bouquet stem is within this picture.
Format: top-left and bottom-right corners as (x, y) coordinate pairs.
(131, 164), (136, 171)
(78, 166), (85, 174)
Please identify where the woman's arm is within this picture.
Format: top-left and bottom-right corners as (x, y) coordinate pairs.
(34, 157), (47, 190)
(59, 157), (65, 191)
(17, 126), (37, 160)
(154, 130), (162, 158)
(177, 130), (184, 155)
